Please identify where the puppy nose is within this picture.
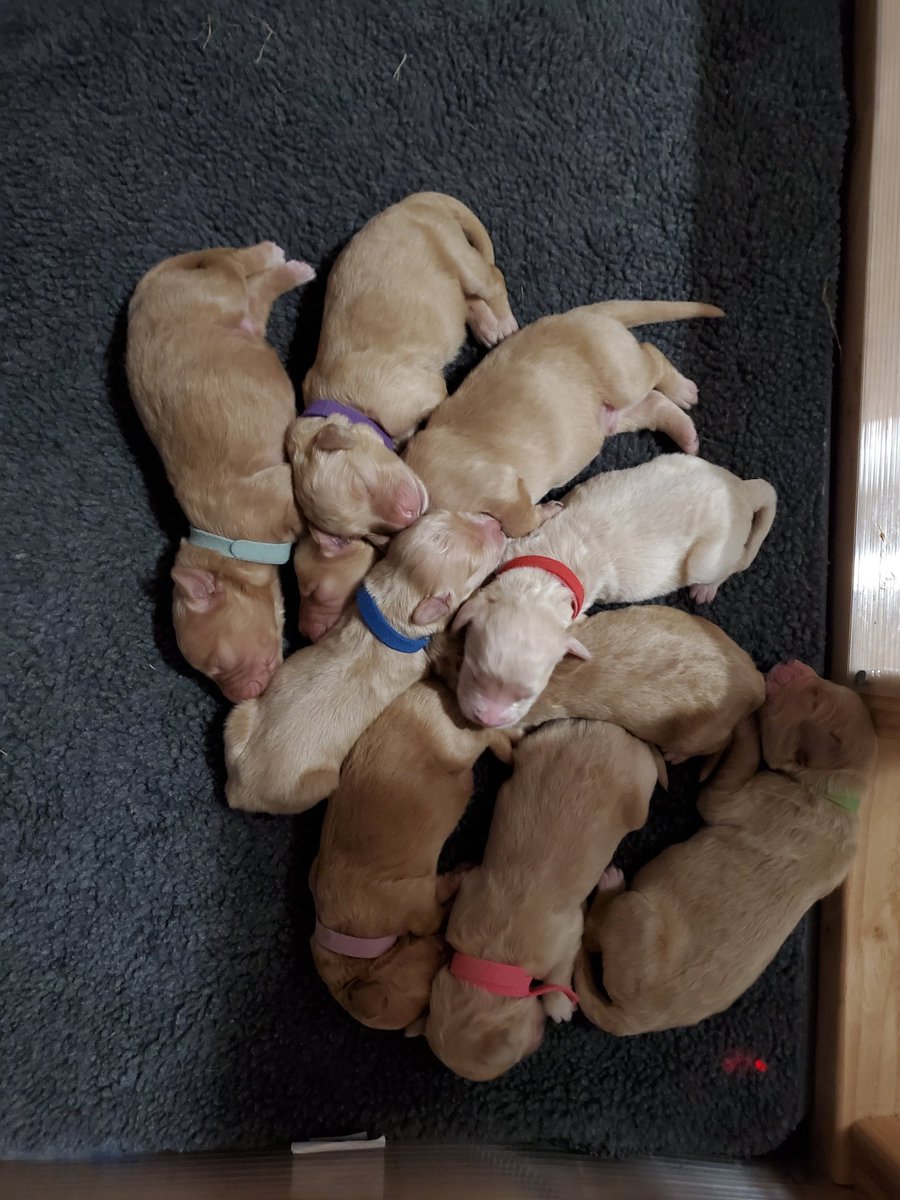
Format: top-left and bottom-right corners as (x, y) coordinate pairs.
(472, 700), (513, 728)
(387, 480), (425, 528)
(765, 660), (815, 696)
(221, 662), (277, 702)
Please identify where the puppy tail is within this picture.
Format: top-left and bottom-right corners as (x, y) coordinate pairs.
(733, 479), (778, 573)
(586, 300), (725, 327)
(573, 948), (635, 1036)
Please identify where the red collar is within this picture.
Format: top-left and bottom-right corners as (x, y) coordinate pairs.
(450, 951), (579, 1007)
(494, 555), (585, 617)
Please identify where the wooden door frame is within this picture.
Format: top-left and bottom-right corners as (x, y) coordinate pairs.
(815, 0), (900, 1190)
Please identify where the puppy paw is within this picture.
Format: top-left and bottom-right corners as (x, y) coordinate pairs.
(596, 865), (625, 894)
(670, 376), (699, 409)
(663, 750), (689, 765)
(259, 241), (286, 267)
(536, 500), (564, 526)
(542, 991), (576, 1023)
(496, 311), (519, 340)
(681, 426), (701, 455)
(285, 259), (316, 284)
(689, 582), (719, 604)
(467, 299), (503, 347)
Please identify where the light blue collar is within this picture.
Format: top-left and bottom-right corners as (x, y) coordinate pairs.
(355, 586), (429, 653)
(188, 527), (293, 566)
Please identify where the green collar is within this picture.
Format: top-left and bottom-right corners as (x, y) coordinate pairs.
(818, 785), (861, 813)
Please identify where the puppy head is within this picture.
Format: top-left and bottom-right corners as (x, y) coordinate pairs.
(287, 417), (428, 539)
(386, 511), (508, 631)
(761, 661), (877, 787)
(171, 552), (282, 701)
(425, 967), (545, 1081)
(452, 592), (590, 728)
(312, 934), (448, 1031)
(294, 534), (377, 642)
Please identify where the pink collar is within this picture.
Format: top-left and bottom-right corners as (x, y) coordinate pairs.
(494, 555), (585, 618)
(450, 951), (579, 1007)
(314, 919), (397, 959)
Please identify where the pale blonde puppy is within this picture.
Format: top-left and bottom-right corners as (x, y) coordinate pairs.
(431, 604), (764, 762)
(224, 510), (506, 814)
(454, 454), (777, 727)
(293, 531), (378, 642)
(403, 299), (723, 538)
(425, 720), (661, 1081)
(575, 662), (877, 1035)
(287, 192), (517, 539)
(310, 680), (512, 1031)
(126, 242), (315, 700)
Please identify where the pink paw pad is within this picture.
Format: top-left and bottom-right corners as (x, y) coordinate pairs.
(689, 582), (719, 604)
(597, 865), (625, 892)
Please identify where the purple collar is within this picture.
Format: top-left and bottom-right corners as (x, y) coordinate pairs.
(301, 398), (395, 451)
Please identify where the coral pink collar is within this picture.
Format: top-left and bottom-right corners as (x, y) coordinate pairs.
(450, 951), (579, 1007)
(494, 555), (585, 618)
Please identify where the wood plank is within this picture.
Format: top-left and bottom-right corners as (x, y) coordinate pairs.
(816, 0), (900, 1185)
(852, 1117), (900, 1200)
(830, 0), (900, 697)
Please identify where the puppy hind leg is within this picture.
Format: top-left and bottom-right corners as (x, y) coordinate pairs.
(451, 238), (518, 345)
(641, 343), (699, 409)
(231, 241), (288, 275)
(246, 260), (316, 329)
(490, 475), (562, 537)
(616, 390), (699, 455)
(583, 865), (626, 950)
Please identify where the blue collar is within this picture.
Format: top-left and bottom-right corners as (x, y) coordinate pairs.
(302, 398), (396, 451)
(187, 527), (293, 565)
(355, 586), (429, 653)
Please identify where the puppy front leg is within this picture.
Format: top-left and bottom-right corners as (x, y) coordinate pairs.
(540, 917), (585, 1023)
(491, 475), (563, 538)
(616, 390), (699, 455)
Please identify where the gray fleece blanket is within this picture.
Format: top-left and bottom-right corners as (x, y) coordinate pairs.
(1, 0), (844, 1159)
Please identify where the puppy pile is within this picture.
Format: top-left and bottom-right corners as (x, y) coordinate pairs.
(126, 193), (877, 1082)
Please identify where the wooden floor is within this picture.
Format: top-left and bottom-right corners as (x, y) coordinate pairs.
(0, 1145), (849, 1200)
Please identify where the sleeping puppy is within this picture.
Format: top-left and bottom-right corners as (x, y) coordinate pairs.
(126, 242), (315, 700)
(453, 454), (777, 727)
(224, 510), (506, 814)
(575, 662), (877, 1035)
(403, 299), (723, 538)
(432, 605), (764, 762)
(310, 680), (512, 1030)
(424, 720), (661, 1081)
(287, 192), (517, 540)
(294, 531), (378, 642)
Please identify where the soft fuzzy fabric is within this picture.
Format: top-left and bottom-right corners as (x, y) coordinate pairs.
(0, 0), (844, 1159)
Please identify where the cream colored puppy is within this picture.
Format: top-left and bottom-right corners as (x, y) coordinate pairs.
(454, 454), (777, 727)
(287, 192), (517, 539)
(425, 720), (661, 1081)
(575, 663), (877, 1035)
(310, 680), (511, 1031)
(224, 510), (506, 814)
(127, 243), (314, 700)
(430, 604), (765, 763)
(403, 299), (723, 538)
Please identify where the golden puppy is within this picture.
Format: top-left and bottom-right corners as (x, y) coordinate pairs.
(431, 605), (764, 762)
(287, 192), (517, 539)
(575, 662), (877, 1035)
(126, 242), (315, 700)
(293, 531), (378, 642)
(425, 720), (661, 1081)
(310, 680), (511, 1030)
(224, 510), (506, 814)
(453, 454), (777, 727)
(404, 299), (722, 538)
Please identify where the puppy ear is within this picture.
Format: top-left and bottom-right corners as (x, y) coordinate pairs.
(172, 567), (222, 612)
(563, 636), (591, 661)
(793, 719), (846, 772)
(412, 593), (452, 626)
(314, 423), (356, 453)
(451, 597), (480, 632)
(308, 526), (352, 556)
